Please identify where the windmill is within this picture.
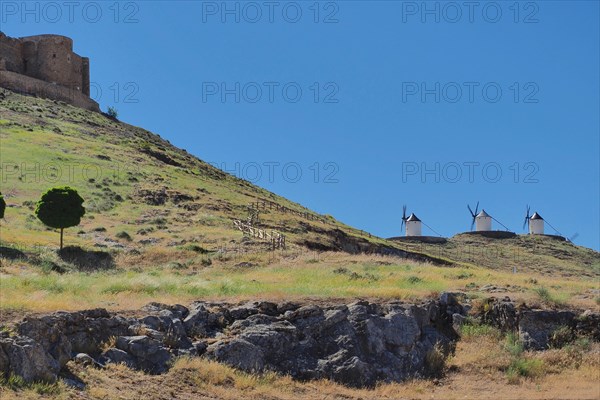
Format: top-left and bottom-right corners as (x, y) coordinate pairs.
(467, 202), (480, 231)
(467, 202), (495, 231)
(401, 205), (422, 237)
(523, 206), (545, 235)
(529, 213), (544, 234)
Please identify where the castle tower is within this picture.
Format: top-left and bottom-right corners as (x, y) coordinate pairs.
(21, 35), (82, 91)
(0, 33), (99, 112)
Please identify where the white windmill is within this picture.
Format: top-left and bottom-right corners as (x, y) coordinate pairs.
(523, 206), (544, 235)
(468, 202), (492, 231)
(401, 206), (422, 237)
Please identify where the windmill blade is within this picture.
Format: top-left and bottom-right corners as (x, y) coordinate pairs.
(468, 203), (478, 231)
(467, 204), (475, 217)
(523, 205), (531, 231)
(402, 205), (407, 221)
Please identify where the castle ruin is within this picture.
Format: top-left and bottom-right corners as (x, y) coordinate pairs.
(0, 32), (100, 112)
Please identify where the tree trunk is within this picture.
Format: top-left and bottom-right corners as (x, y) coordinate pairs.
(60, 228), (64, 250)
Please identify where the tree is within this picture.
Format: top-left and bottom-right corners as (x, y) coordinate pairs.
(107, 106), (119, 119)
(35, 187), (85, 250)
(0, 192), (5, 219)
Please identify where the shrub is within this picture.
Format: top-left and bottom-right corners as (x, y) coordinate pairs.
(406, 275), (423, 284)
(107, 106), (119, 119)
(549, 325), (575, 349)
(504, 332), (524, 357)
(168, 262), (187, 270)
(184, 244), (208, 253)
(424, 343), (446, 377)
(507, 358), (544, 379)
(459, 321), (501, 339)
(533, 286), (551, 301)
(116, 231), (132, 241)
(38, 259), (67, 274)
(333, 267), (350, 275)
(533, 286), (564, 306)
(214, 252), (231, 262)
(456, 271), (474, 279)
(201, 257), (212, 267)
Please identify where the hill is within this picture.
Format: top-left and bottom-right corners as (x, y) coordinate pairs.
(0, 88), (598, 314)
(1, 88), (600, 400)
(0, 88), (436, 262)
(390, 233), (599, 278)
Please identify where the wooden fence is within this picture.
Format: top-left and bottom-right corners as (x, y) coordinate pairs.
(233, 219), (286, 250)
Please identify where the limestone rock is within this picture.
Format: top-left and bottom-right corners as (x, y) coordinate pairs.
(0, 336), (60, 382)
(115, 336), (171, 374)
(518, 310), (576, 350)
(206, 339), (265, 372)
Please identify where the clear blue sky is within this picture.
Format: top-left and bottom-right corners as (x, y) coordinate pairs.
(3, 1), (599, 250)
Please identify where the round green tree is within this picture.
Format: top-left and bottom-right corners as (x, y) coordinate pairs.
(35, 187), (85, 250)
(0, 192), (5, 219)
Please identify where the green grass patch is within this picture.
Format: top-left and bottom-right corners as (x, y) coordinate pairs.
(0, 374), (62, 395)
(533, 286), (566, 306)
(459, 321), (501, 339)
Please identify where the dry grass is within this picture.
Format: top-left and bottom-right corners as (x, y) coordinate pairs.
(1, 250), (598, 314)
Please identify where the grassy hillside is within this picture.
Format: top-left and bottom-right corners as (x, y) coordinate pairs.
(0, 88), (390, 255)
(0, 88), (599, 313)
(1, 88), (600, 400)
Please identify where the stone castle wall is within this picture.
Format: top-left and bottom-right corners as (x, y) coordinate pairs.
(0, 32), (99, 112)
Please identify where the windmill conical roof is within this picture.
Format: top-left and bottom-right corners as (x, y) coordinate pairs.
(407, 213), (421, 222)
(476, 209), (491, 218)
(530, 212), (543, 220)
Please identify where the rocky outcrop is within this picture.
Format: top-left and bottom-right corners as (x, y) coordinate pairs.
(481, 296), (518, 332)
(0, 296), (464, 386)
(17, 308), (130, 360)
(205, 300), (458, 387)
(518, 310), (576, 350)
(0, 296), (597, 386)
(475, 297), (599, 350)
